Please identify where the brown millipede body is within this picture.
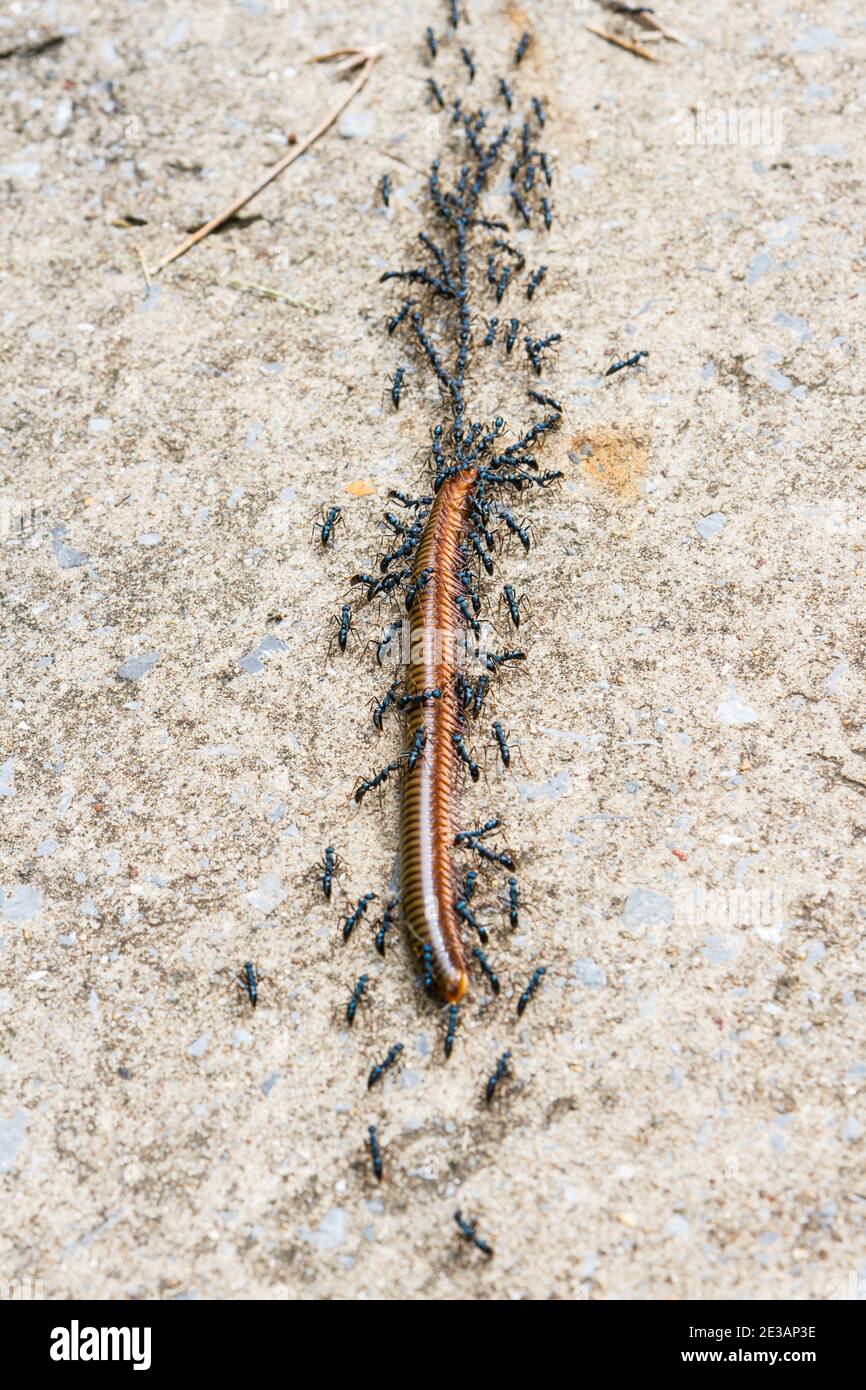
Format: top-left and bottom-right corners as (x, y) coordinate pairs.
(398, 468), (477, 1003)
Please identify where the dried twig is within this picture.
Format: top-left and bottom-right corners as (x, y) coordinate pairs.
(632, 14), (686, 44)
(585, 22), (661, 62)
(600, 3), (687, 45)
(131, 243), (151, 292)
(150, 44), (384, 276)
(0, 32), (64, 60)
(222, 278), (318, 311)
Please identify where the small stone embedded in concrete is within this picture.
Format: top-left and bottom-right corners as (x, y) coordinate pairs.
(716, 689), (757, 727)
(245, 873), (286, 914)
(0, 1108), (28, 1173)
(338, 109), (373, 140)
(745, 251), (773, 285)
(0, 884), (42, 925)
(117, 652), (159, 682)
(695, 513), (726, 541)
(622, 888), (673, 928)
(572, 957), (606, 989)
(52, 539), (88, 569)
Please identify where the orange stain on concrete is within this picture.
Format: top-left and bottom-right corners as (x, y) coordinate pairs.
(570, 429), (649, 501)
(504, 4), (531, 33)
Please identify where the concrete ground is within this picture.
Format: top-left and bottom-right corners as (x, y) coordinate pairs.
(1, 0), (864, 1300)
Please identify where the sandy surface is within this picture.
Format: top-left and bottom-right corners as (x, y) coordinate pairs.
(1, 0), (864, 1301)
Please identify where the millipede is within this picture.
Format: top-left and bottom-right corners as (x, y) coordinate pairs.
(336, 11), (562, 1016)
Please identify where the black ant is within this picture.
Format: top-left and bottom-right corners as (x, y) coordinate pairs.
(318, 504), (343, 546)
(506, 875), (519, 929)
(389, 488), (432, 509)
(387, 299), (416, 336)
(524, 332), (561, 375)
(458, 566), (481, 615)
(463, 869), (479, 901)
(455, 818), (501, 845)
(460, 47), (475, 82)
(375, 619), (403, 666)
(234, 960), (258, 1009)
(320, 846), (338, 900)
(405, 566), (434, 611)
(329, 603), (352, 656)
(505, 318), (520, 354)
(367, 1125), (383, 1180)
(350, 571), (377, 595)
(531, 96), (545, 128)
(483, 316), (498, 346)
(368, 568), (411, 600)
(528, 389), (561, 412)
(455, 594), (480, 638)
(372, 678), (401, 731)
(469, 530), (494, 575)
(495, 265), (512, 303)
(485, 1050), (511, 1102)
(428, 76), (445, 108)
(605, 350), (648, 377)
(500, 509), (532, 553)
(452, 732), (480, 782)
(456, 896), (487, 943)
(498, 77), (513, 109)
(381, 510), (406, 536)
(472, 946), (500, 994)
(347, 974), (368, 1025)
(485, 648), (525, 672)
(391, 366), (406, 409)
(421, 944), (434, 996)
(406, 727), (427, 772)
(517, 966), (546, 1016)
(368, 1042), (403, 1089)
(501, 583), (527, 629)
(541, 196), (552, 230)
(354, 761), (401, 805)
(511, 191), (530, 225)
(454, 1210), (493, 1258)
(444, 1003), (459, 1057)
(468, 840), (515, 871)
(526, 265), (547, 299)
(398, 687), (441, 711)
(375, 896), (398, 956)
(491, 719), (514, 769)
(343, 892), (377, 941)
(425, 26), (438, 59)
(514, 31), (530, 63)
(380, 173), (391, 207)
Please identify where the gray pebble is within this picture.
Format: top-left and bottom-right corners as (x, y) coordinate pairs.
(695, 513), (726, 541)
(52, 539), (88, 569)
(572, 957), (606, 989)
(338, 110), (373, 140)
(117, 652), (159, 681)
(716, 689), (757, 727)
(0, 1108), (28, 1173)
(622, 888), (673, 928)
